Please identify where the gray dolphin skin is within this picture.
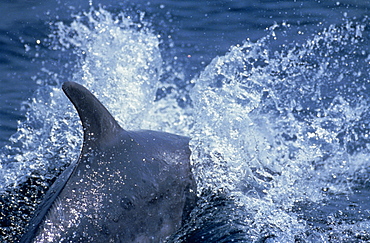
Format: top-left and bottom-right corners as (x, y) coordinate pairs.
(19, 81), (197, 243)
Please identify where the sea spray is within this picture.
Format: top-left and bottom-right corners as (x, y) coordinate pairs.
(190, 19), (370, 241)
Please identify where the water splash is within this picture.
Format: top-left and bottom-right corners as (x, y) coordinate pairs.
(190, 19), (370, 241)
(53, 7), (193, 134)
(53, 8), (161, 128)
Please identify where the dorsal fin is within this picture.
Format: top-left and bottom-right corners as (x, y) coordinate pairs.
(62, 81), (122, 147)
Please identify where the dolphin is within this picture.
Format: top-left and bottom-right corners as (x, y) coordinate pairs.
(19, 81), (197, 243)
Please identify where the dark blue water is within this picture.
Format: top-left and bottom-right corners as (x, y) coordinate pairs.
(0, 0), (369, 242)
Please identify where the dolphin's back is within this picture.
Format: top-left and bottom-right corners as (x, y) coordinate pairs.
(20, 82), (196, 243)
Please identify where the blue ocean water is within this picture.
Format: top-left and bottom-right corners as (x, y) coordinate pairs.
(0, 0), (369, 242)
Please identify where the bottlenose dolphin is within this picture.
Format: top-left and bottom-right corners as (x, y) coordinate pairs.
(20, 81), (197, 243)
